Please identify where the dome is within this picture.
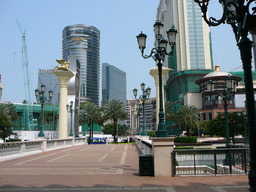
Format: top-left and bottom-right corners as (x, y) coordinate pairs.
(204, 64), (232, 78)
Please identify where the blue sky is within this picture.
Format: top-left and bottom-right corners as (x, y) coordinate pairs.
(0, 0), (248, 104)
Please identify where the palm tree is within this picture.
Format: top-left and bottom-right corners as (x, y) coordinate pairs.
(165, 101), (180, 122)
(177, 105), (199, 136)
(0, 103), (19, 141)
(79, 102), (102, 142)
(102, 100), (128, 143)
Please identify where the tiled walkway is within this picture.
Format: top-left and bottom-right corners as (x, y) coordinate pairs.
(0, 144), (250, 192)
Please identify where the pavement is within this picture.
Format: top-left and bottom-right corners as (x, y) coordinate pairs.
(0, 143), (250, 192)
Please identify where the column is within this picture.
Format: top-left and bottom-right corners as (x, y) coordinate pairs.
(152, 137), (175, 177)
(54, 71), (74, 139)
(149, 67), (172, 129)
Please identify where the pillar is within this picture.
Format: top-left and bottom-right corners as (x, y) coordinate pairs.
(150, 67), (172, 129)
(152, 137), (175, 177)
(54, 71), (74, 139)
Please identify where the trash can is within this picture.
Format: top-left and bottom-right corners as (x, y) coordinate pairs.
(139, 154), (154, 176)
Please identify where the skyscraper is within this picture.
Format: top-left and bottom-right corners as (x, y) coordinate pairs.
(38, 69), (59, 105)
(62, 24), (100, 105)
(156, 0), (213, 109)
(157, 0), (212, 71)
(102, 63), (126, 106)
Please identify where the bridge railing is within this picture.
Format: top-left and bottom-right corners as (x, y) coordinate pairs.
(0, 138), (86, 158)
(135, 137), (152, 155)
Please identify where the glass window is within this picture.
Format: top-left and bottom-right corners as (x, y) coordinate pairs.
(208, 112), (212, 120)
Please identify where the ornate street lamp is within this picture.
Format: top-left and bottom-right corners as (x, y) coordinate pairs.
(194, 1), (256, 190)
(134, 103), (142, 135)
(35, 85), (53, 137)
(137, 21), (177, 137)
(133, 83), (151, 136)
(206, 76), (238, 148)
(66, 101), (74, 137)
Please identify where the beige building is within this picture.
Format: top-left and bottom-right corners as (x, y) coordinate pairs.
(156, 0), (212, 71)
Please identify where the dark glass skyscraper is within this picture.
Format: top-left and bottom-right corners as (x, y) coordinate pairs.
(102, 63), (126, 106)
(62, 24), (100, 105)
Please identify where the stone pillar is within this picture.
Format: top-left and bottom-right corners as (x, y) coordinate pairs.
(152, 137), (175, 177)
(54, 71), (74, 139)
(150, 67), (172, 129)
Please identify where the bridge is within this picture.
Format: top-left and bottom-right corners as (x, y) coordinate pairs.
(0, 139), (250, 192)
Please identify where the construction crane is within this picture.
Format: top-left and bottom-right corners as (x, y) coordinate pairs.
(16, 20), (34, 130)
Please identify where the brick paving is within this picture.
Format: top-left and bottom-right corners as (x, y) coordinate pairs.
(0, 144), (250, 192)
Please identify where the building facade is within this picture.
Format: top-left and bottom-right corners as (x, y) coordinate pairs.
(62, 24), (100, 105)
(102, 63), (126, 106)
(126, 98), (155, 135)
(37, 69), (60, 105)
(156, 0), (213, 109)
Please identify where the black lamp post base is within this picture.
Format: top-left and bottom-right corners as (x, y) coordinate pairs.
(249, 162), (256, 192)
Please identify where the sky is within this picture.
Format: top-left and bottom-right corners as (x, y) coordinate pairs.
(0, 0), (252, 104)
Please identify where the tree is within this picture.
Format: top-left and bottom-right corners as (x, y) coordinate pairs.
(102, 100), (128, 143)
(0, 103), (19, 141)
(206, 112), (244, 144)
(79, 102), (102, 140)
(176, 105), (199, 136)
(152, 101), (180, 126)
(102, 123), (127, 135)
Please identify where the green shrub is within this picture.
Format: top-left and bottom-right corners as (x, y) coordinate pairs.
(147, 131), (155, 137)
(216, 146), (226, 148)
(6, 139), (21, 142)
(174, 147), (194, 150)
(174, 136), (197, 143)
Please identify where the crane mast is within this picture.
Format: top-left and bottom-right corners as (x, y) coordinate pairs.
(16, 20), (33, 130)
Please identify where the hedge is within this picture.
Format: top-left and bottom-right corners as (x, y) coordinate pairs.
(174, 136), (197, 143)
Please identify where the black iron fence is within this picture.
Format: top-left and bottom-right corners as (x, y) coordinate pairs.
(172, 148), (249, 176)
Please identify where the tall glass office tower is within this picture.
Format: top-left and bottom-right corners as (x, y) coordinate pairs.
(62, 24), (100, 105)
(102, 63), (126, 106)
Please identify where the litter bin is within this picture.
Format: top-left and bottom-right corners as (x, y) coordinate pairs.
(139, 154), (154, 176)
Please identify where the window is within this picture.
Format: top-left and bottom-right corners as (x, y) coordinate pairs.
(208, 112), (212, 120)
(203, 113), (207, 121)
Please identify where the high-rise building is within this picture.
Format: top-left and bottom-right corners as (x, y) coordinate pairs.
(157, 0), (212, 71)
(62, 24), (100, 105)
(38, 69), (59, 105)
(102, 63), (126, 106)
(156, 0), (213, 109)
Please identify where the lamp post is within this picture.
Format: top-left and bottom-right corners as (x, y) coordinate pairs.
(137, 21), (177, 137)
(66, 101), (74, 137)
(35, 85), (53, 137)
(133, 83), (151, 136)
(135, 103), (142, 135)
(207, 76), (238, 148)
(194, 1), (256, 190)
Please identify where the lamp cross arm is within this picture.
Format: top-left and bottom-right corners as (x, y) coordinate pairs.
(141, 47), (157, 59)
(164, 44), (176, 56)
(195, 1), (236, 27)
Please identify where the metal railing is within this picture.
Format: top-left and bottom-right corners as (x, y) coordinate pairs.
(0, 138), (86, 158)
(172, 148), (249, 176)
